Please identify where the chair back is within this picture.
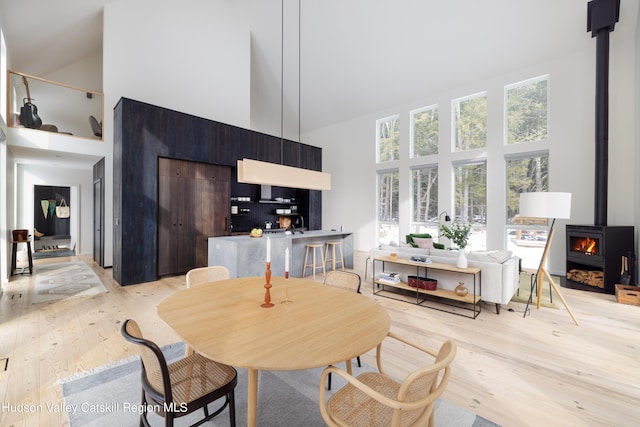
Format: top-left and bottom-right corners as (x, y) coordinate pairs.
(121, 319), (172, 404)
(324, 270), (361, 293)
(394, 340), (456, 425)
(186, 266), (230, 288)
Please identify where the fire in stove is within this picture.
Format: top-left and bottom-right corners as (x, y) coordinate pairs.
(572, 237), (599, 256)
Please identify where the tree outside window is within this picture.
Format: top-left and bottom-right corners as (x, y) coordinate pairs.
(411, 166), (439, 236)
(506, 154), (549, 268)
(378, 170), (399, 245)
(377, 115), (400, 162)
(411, 106), (438, 157)
(453, 94), (486, 152)
(454, 162), (486, 250)
(506, 77), (548, 144)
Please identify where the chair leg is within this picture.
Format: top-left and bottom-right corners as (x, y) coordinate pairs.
(229, 391), (236, 427)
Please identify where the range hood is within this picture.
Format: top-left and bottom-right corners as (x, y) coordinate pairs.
(237, 159), (331, 191)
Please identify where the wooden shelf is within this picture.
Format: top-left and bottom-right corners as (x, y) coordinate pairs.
(372, 256), (482, 319)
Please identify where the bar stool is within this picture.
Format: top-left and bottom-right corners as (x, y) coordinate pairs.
(11, 230), (33, 276)
(324, 241), (345, 271)
(302, 243), (326, 279)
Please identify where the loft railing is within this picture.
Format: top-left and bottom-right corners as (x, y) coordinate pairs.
(7, 70), (104, 140)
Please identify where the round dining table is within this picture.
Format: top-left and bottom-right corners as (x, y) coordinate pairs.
(157, 275), (391, 427)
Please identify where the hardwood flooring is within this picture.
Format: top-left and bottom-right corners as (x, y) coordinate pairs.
(0, 253), (638, 426)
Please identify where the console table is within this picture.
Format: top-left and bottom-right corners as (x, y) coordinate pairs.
(372, 256), (482, 319)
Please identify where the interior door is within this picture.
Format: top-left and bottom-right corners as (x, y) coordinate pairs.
(93, 179), (103, 266)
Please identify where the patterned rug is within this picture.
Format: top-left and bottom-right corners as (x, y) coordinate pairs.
(32, 261), (107, 304)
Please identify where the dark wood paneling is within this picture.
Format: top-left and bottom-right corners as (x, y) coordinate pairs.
(113, 98), (322, 286)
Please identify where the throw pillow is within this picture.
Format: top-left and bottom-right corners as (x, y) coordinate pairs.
(412, 237), (434, 249)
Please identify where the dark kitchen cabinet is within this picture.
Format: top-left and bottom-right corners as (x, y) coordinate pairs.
(158, 158), (230, 276)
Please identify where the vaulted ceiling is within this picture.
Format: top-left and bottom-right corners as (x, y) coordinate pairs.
(2, 0), (638, 137)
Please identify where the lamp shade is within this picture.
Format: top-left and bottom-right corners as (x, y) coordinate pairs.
(519, 192), (572, 219)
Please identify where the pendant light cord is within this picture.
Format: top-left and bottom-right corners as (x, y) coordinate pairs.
(280, 0), (284, 163)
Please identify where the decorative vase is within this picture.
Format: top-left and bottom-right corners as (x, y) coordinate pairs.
(455, 282), (468, 297)
(456, 249), (468, 268)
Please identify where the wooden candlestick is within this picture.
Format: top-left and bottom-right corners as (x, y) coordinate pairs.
(261, 262), (274, 308)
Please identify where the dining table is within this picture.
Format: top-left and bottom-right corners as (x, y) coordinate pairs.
(157, 275), (391, 427)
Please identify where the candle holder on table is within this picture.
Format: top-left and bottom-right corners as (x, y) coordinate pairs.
(281, 271), (292, 304)
(261, 262), (274, 308)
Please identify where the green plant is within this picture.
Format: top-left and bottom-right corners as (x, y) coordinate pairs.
(440, 222), (472, 249)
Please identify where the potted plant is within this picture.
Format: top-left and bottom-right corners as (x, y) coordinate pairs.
(440, 222), (472, 268)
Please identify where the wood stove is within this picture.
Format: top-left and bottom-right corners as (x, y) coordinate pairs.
(564, 1), (635, 295)
(565, 225), (633, 294)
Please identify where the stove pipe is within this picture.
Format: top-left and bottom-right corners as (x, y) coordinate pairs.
(588, 0), (620, 226)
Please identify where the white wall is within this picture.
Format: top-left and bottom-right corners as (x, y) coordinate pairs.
(15, 164), (93, 257)
(305, 36), (637, 276)
(102, 0), (252, 268)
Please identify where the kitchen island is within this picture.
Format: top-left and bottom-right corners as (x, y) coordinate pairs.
(208, 230), (353, 278)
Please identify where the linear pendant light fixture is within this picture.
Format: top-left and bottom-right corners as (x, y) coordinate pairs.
(238, 158), (331, 191)
(237, 0), (331, 191)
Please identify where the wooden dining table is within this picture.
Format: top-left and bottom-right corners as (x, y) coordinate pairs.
(157, 275), (391, 427)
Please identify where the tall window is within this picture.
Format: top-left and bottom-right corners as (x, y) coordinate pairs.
(411, 166), (438, 235)
(453, 93), (486, 152)
(506, 76), (548, 144)
(377, 115), (400, 162)
(377, 170), (399, 245)
(411, 106), (438, 157)
(506, 153), (549, 268)
(454, 162), (486, 250)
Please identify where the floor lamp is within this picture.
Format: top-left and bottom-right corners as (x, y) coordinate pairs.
(519, 192), (579, 326)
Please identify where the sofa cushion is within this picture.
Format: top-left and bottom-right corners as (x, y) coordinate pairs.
(467, 250), (513, 264)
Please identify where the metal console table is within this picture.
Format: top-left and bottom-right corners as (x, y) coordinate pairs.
(372, 256), (482, 319)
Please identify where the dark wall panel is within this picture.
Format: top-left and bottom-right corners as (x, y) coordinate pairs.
(113, 98), (323, 286)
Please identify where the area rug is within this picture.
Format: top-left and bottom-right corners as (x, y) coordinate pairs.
(32, 261), (107, 304)
(510, 271), (559, 309)
(60, 342), (499, 427)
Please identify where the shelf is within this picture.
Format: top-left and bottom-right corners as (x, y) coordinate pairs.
(372, 257), (481, 319)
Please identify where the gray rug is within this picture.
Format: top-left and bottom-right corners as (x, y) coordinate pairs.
(33, 261), (107, 304)
(60, 342), (499, 426)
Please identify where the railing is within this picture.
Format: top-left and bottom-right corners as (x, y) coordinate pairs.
(7, 70), (103, 140)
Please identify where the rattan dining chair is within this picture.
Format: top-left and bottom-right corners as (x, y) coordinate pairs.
(323, 270), (362, 389)
(184, 266), (230, 356)
(121, 319), (237, 427)
(186, 265), (230, 288)
(319, 332), (456, 427)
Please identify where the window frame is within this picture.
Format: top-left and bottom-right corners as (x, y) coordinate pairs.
(410, 104), (439, 158)
(504, 75), (549, 145)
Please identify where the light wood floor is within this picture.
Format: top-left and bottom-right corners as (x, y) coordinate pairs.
(1, 253), (638, 426)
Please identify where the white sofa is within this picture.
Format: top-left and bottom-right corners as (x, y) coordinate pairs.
(369, 245), (520, 314)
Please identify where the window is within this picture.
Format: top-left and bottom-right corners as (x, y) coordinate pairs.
(505, 153), (549, 268)
(453, 94), (486, 152)
(377, 170), (399, 245)
(411, 106), (438, 157)
(454, 162), (486, 250)
(376, 115), (400, 162)
(506, 76), (548, 144)
(411, 166), (438, 235)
